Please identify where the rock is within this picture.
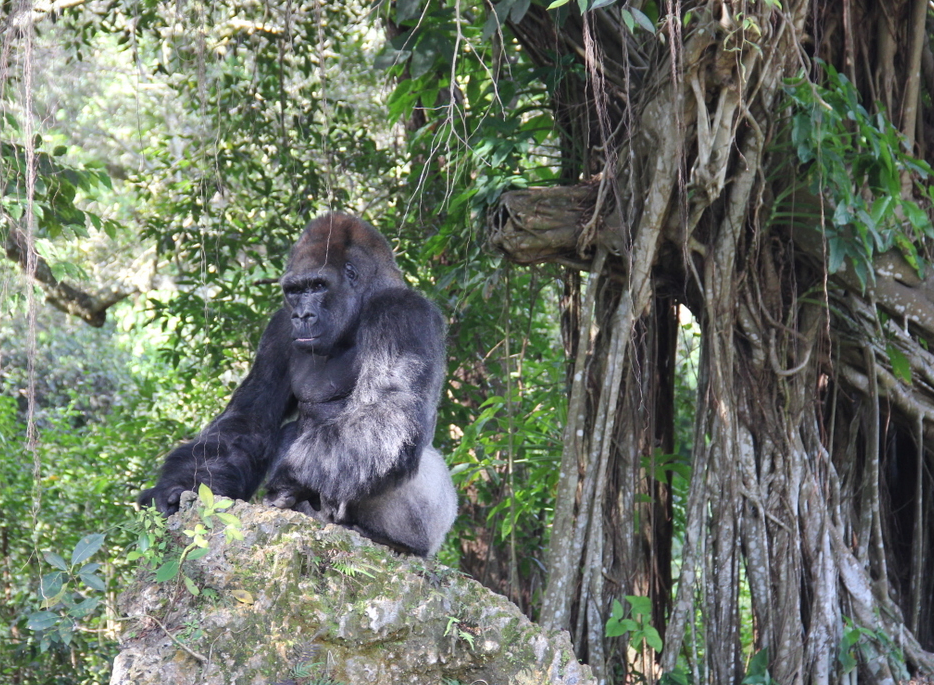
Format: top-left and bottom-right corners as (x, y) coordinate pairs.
(111, 497), (595, 685)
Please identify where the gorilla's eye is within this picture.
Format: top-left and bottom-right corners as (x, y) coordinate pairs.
(345, 262), (358, 283)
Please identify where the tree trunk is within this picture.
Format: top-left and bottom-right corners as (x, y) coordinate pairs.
(494, 0), (934, 682)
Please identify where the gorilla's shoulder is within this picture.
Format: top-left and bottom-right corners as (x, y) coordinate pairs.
(359, 287), (445, 347)
(364, 287), (442, 320)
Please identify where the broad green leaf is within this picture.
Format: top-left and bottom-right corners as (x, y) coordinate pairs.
(198, 483), (215, 508)
(80, 572), (106, 592)
(155, 559), (180, 582)
(44, 552), (68, 571)
(621, 8), (636, 33)
(481, 11), (501, 42)
(509, 0), (531, 21)
(68, 596), (100, 619)
(71, 534), (105, 566)
(644, 625), (664, 652)
(26, 611), (59, 631)
(183, 575), (200, 596)
(40, 571), (64, 599)
(605, 618), (637, 637)
(187, 546), (210, 561)
(886, 344), (912, 384)
(626, 594), (653, 617)
(215, 511), (240, 525)
(411, 36), (443, 79)
(631, 7), (656, 33)
(396, 0), (421, 23)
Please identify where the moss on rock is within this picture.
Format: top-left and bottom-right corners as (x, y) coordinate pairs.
(111, 497), (594, 685)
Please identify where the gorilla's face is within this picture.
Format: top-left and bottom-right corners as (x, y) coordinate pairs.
(281, 261), (361, 356)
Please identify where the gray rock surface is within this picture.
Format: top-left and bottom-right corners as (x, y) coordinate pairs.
(111, 495), (595, 685)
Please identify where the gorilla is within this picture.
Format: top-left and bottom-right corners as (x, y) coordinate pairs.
(139, 213), (457, 557)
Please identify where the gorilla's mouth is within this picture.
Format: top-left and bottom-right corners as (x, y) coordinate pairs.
(293, 337), (320, 349)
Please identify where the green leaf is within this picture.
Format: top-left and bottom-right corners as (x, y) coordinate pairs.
(903, 199), (933, 237)
(620, 8), (636, 33)
(214, 511), (240, 525)
(155, 559), (180, 582)
(183, 575), (200, 596)
(631, 7), (656, 33)
(71, 534), (105, 566)
(187, 546), (210, 561)
(827, 236), (846, 274)
(481, 11), (501, 41)
(547, 0), (570, 7)
(886, 344), (912, 384)
(870, 195), (892, 225)
(643, 625), (664, 652)
(198, 483), (215, 508)
(411, 39), (439, 79)
(625, 594), (653, 617)
(44, 552), (68, 571)
(742, 648), (771, 684)
(509, 0), (531, 21)
(396, 0), (421, 23)
(80, 572), (106, 592)
(68, 596), (100, 619)
(27, 611), (59, 631)
(605, 618), (637, 637)
(40, 572), (64, 600)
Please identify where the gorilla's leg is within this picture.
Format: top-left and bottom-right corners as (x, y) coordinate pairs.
(346, 447), (457, 557)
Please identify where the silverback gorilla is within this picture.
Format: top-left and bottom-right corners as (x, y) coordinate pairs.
(139, 213), (457, 556)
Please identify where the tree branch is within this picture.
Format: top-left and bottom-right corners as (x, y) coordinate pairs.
(5, 228), (136, 327)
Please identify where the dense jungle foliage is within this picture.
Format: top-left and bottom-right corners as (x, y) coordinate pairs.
(2, 0), (934, 683)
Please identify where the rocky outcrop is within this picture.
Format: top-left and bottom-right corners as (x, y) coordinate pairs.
(111, 495), (594, 685)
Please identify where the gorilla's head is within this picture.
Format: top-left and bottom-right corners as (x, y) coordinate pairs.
(281, 213), (404, 355)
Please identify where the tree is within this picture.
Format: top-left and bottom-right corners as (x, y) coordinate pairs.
(480, 1), (934, 682)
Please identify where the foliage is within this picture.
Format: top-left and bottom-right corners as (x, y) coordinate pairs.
(785, 61), (934, 289)
(837, 617), (910, 682)
(604, 595), (663, 653)
(444, 615), (479, 650)
(137, 484), (243, 596)
(26, 534), (107, 653)
(741, 649), (774, 685)
(0, 296), (230, 684)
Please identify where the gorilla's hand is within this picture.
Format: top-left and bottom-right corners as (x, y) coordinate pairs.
(265, 472), (347, 523)
(137, 483), (184, 515)
(264, 468), (314, 511)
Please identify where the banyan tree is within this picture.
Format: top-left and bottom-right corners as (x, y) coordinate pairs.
(484, 0), (934, 682)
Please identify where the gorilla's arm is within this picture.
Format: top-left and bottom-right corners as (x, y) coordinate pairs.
(139, 309), (296, 514)
(266, 289), (445, 504)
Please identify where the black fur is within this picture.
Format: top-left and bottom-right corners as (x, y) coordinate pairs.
(139, 213), (457, 556)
